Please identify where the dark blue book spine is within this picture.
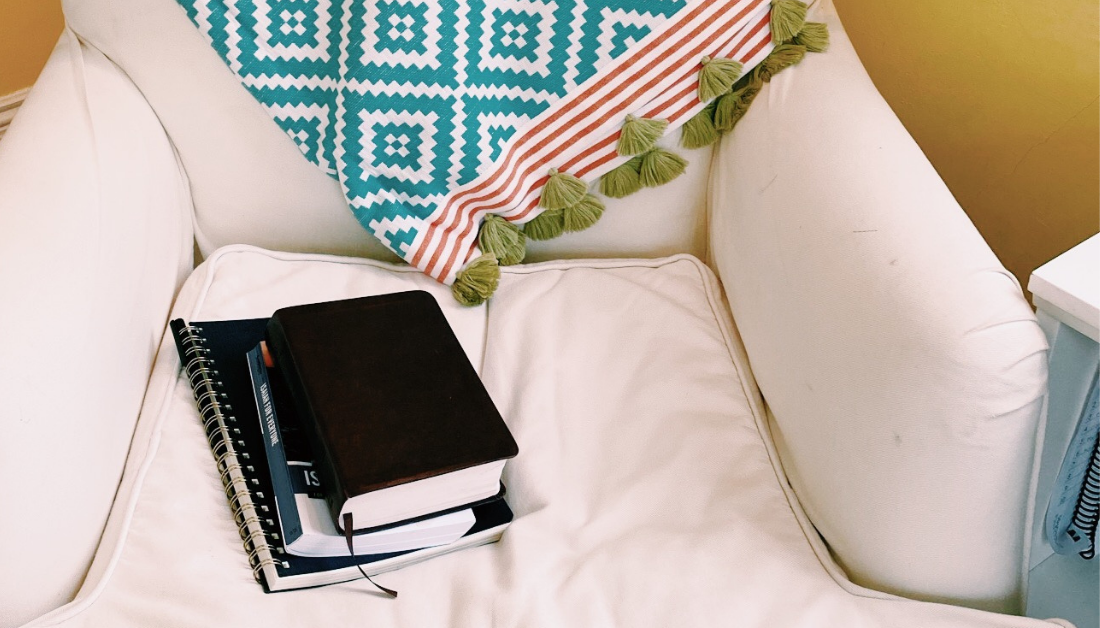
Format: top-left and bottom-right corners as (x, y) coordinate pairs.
(246, 344), (304, 543)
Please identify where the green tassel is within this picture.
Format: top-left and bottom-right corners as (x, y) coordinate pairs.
(714, 77), (763, 132)
(539, 168), (588, 210)
(563, 194), (605, 232)
(698, 56), (744, 102)
(599, 156), (643, 198)
(524, 208), (565, 241)
(680, 103), (720, 149)
(617, 115), (669, 156)
(759, 44), (806, 82)
(638, 148), (688, 188)
(451, 253), (500, 306)
(729, 65), (757, 93)
(770, 0), (808, 43)
(793, 22), (829, 53)
(713, 91), (740, 133)
(739, 77), (764, 110)
(477, 214), (526, 266)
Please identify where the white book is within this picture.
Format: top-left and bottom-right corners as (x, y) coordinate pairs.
(284, 463), (476, 557)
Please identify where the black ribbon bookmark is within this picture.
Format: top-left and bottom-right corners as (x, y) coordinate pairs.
(343, 513), (398, 598)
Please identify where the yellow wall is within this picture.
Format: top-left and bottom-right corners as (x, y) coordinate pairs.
(0, 1), (64, 96)
(834, 0), (1099, 289)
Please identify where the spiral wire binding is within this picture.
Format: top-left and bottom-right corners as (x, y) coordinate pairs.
(1067, 431), (1100, 559)
(175, 323), (287, 583)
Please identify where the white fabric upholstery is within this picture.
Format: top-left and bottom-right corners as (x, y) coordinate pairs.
(0, 31), (194, 626)
(707, 0), (1048, 613)
(60, 0), (714, 264)
(0, 1), (1058, 624)
(24, 248), (1060, 628)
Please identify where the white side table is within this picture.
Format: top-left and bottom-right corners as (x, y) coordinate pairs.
(1026, 234), (1099, 627)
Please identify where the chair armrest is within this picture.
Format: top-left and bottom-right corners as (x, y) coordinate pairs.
(0, 30), (193, 626)
(707, 0), (1047, 613)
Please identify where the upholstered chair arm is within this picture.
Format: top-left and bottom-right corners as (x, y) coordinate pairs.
(706, 0), (1048, 615)
(0, 31), (194, 626)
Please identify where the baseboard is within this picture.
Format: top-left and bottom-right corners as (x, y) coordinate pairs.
(0, 88), (31, 140)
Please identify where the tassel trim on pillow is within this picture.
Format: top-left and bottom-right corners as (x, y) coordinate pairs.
(478, 214), (526, 266)
(526, 171), (607, 241)
(452, 253), (500, 306)
(598, 143), (689, 198)
(617, 115), (669, 156)
(681, 102), (719, 149)
(758, 43), (806, 82)
(524, 208), (564, 241)
(462, 16), (828, 304)
(540, 168), (589, 210)
(599, 156), (643, 198)
(564, 194), (605, 232)
(687, 20), (826, 141)
(770, 0), (808, 43)
(714, 74), (763, 132)
(638, 148), (688, 188)
(698, 56), (743, 102)
(793, 22), (829, 52)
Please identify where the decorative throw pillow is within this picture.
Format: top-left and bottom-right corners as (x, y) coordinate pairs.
(178, 0), (827, 303)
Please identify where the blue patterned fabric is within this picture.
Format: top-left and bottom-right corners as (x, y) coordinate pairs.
(180, 0), (687, 263)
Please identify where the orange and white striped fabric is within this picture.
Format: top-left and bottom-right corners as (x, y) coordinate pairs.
(411, 0), (776, 284)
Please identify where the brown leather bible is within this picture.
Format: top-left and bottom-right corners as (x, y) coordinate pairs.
(265, 291), (518, 531)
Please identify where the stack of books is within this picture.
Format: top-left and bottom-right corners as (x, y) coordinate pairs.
(170, 291), (518, 592)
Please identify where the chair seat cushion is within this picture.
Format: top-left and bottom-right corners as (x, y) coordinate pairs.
(33, 246), (1056, 628)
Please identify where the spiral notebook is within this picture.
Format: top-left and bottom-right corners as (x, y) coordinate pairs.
(169, 315), (513, 592)
(1045, 370), (1099, 559)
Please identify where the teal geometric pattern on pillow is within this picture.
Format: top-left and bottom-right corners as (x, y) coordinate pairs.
(177, 0), (791, 296)
(180, 1), (684, 184)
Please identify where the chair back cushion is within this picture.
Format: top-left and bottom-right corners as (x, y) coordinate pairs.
(61, 0), (713, 263)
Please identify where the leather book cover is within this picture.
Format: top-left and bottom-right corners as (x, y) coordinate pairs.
(264, 291), (518, 524)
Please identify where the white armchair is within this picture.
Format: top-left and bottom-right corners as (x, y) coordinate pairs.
(0, 1), (1056, 626)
